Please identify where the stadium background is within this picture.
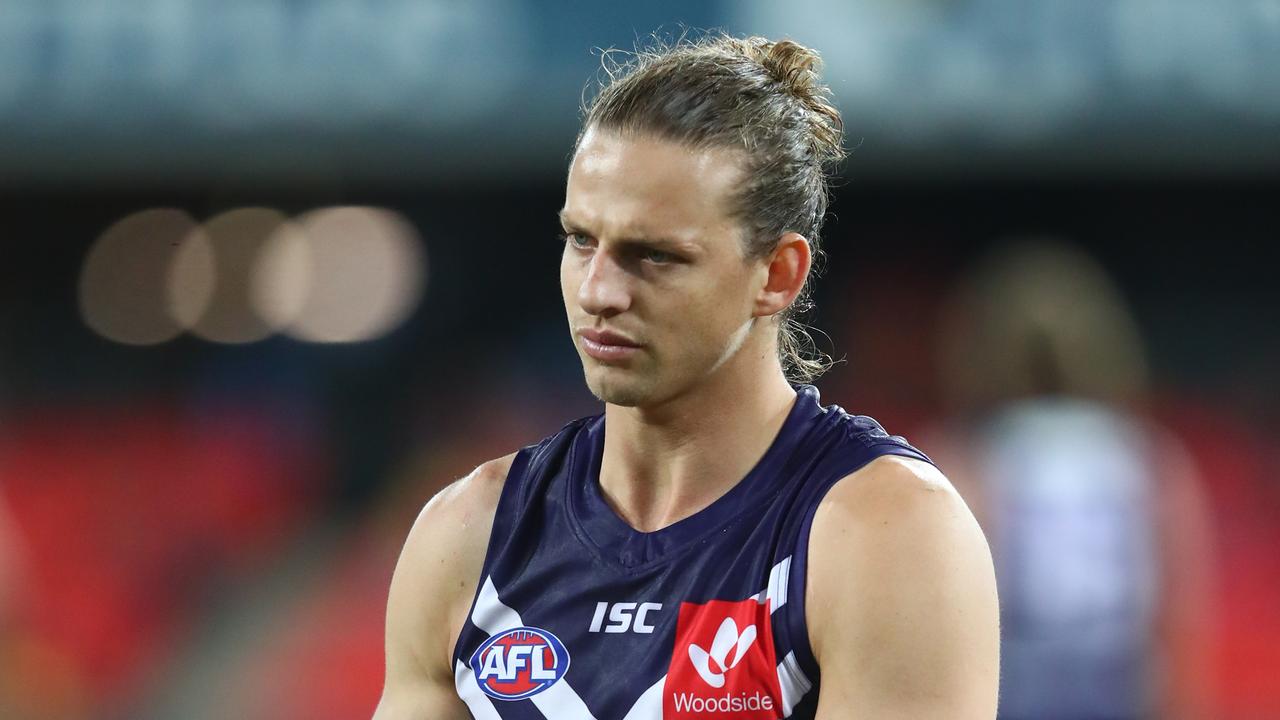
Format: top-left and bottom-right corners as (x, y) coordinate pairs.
(0, 1), (1277, 718)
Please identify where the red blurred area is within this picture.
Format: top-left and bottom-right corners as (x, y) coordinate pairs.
(0, 401), (322, 716)
(1154, 397), (1280, 717)
(231, 532), (392, 720)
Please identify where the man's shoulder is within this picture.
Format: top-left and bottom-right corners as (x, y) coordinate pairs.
(433, 454), (517, 513)
(815, 454), (961, 524)
(806, 455), (981, 578)
(397, 452), (519, 615)
(406, 453), (517, 559)
(803, 455), (1000, 714)
(416, 413), (596, 539)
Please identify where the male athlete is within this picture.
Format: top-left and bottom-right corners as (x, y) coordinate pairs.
(375, 35), (999, 719)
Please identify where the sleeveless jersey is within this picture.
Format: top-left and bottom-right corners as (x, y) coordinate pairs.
(451, 385), (931, 719)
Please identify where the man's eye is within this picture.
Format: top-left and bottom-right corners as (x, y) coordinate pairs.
(642, 249), (677, 264)
(562, 232), (592, 249)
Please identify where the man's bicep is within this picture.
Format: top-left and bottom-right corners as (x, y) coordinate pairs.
(807, 457), (1000, 719)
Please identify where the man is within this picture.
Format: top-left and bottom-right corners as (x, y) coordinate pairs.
(375, 34), (998, 719)
(931, 240), (1214, 720)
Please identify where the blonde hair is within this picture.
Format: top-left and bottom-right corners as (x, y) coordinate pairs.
(579, 33), (846, 383)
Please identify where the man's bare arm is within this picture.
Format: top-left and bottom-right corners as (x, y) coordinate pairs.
(807, 456), (1000, 719)
(373, 455), (514, 720)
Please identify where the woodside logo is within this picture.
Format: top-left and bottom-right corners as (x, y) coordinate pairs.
(688, 617), (757, 687)
(663, 599), (783, 719)
(671, 691), (776, 713)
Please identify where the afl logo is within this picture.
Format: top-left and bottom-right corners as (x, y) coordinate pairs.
(469, 626), (571, 701)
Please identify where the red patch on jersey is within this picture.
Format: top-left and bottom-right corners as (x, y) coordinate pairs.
(662, 599), (783, 719)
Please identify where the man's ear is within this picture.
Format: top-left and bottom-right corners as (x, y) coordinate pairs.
(754, 232), (811, 318)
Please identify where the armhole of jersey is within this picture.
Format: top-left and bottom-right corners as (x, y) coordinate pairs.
(784, 443), (936, 684)
(446, 417), (592, 668)
(447, 445), (534, 667)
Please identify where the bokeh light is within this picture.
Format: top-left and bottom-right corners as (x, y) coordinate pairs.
(179, 208), (295, 344)
(250, 220), (313, 332)
(278, 207), (426, 344)
(79, 209), (200, 346)
(166, 226), (217, 333)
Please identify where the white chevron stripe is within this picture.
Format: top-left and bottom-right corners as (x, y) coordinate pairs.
(620, 675), (666, 720)
(471, 576), (523, 636)
(776, 650), (814, 716)
(754, 555), (791, 614)
(467, 575), (599, 720)
(455, 660), (502, 719)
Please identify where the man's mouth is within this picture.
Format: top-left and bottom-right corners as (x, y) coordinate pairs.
(578, 328), (642, 362)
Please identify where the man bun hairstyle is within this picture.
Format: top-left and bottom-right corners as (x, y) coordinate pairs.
(579, 33), (846, 383)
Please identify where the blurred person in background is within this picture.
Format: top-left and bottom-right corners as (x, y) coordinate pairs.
(376, 33), (998, 720)
(928, 240), (1215, 720)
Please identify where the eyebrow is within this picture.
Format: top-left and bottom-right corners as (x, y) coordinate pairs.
(557, 210), (702, 255)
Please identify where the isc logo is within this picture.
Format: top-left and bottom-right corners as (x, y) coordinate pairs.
(469, 626), (571, 701)
(589, 601), (663, 634)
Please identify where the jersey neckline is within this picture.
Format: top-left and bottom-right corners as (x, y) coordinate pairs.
(566, 384), (827, 570)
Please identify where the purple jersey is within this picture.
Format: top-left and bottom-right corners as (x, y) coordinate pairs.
(451, 385), (930, 719)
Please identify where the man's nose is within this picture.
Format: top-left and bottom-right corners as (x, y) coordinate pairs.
(577, 250), (632, 317)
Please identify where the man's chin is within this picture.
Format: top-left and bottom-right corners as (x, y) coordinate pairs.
(584, 370), (651, 408)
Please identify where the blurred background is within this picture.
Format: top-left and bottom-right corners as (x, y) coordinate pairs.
(0, 1), (1277, 718)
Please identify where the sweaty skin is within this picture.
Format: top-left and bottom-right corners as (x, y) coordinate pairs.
(374, 130), (999, 718)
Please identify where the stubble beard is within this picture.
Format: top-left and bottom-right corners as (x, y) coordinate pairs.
(583, 365), (654, 408)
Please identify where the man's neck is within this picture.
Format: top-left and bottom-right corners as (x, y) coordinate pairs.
(597, 353), (798, 533)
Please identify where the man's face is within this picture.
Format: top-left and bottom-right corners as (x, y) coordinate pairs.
(560, 127), (766, 407)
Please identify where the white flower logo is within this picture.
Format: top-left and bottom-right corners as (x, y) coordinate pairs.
(687, 617), (758, 688)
